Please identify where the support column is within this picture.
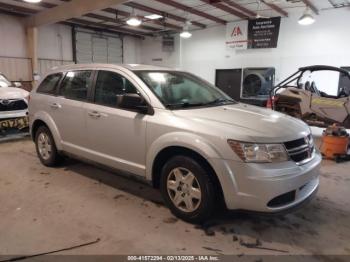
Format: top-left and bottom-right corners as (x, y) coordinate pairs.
(27, 27), (38, 84)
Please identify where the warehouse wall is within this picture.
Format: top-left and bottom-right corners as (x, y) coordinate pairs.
(0, 14), (73, 61)
(38, 24), (73, 61)
(140, 36), (180, 68)
(0, 14), (27, 58)
(0, 13), (74, 81)
(0, 13), (142, 82)
(123, 36), (141, 64)
(140, 8), (350, 95)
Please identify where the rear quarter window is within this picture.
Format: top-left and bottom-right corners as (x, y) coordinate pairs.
(37, 73), (63, 95)
(59, 71), (93, 101)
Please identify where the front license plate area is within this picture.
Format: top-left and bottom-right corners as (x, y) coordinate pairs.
(0, 117), (29, 131)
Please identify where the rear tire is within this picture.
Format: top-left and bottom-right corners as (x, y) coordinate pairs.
(160, 155), (217, 223)
(35, 126), (63, 167)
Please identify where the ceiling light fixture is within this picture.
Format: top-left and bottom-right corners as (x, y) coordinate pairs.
(126, 17), (142, 27)
(298, 7), (315, 25)
(180, 31), (192, 39)
(23, 0), (42, 3)
(127, 8), (142, 27)
(180, 22), (192, 39)
(145, 14), (163, 20)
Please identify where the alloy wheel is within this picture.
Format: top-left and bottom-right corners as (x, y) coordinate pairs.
(167, 167), (202, 213)
(38, 132), (52, 161)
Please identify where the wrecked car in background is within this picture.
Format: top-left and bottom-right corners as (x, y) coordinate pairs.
(0, 73), (29, 136)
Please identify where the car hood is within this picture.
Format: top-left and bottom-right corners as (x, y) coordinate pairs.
(172, 103), (310, 143)
(0, 87), (29, 100)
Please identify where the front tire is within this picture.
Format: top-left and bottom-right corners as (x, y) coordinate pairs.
(160, 155), (217, 223)
(35, 126), (63, 167)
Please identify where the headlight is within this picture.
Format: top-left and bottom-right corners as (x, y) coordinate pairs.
(227, 140), (289, 163)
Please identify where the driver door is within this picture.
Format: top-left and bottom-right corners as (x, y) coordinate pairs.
(84, 70), (148, 177)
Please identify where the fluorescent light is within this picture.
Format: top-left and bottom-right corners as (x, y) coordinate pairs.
(127, 17), (142, 27)
(298, 8), (315, 25)
(180, 31), (192, 39)
(145, 14), (163, 20)
(23, 0), (42, 3)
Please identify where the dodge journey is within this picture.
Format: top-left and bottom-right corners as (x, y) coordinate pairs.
(29, 64), (321, 222)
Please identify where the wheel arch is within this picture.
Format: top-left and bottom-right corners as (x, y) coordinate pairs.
(30, 113), (62, 151)
(150, 146), (225, 206)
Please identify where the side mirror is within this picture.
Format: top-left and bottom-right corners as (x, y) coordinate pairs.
(13, 82), (22, 88)
(117, 93), (152, 114)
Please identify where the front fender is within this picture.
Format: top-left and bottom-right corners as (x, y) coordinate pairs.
(31, 111), (63, 151)
(145, 131), (222, 181)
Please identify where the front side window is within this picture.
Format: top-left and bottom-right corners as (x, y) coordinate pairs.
(37, 73), (62, 95)
(59, 71), (92, 101)
(0, 74), (11, 88)
(135, 71), (235, 109)
(94, 71), (137, 108)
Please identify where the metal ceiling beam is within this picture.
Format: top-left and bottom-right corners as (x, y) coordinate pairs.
(124, 2), (206, 29)
(25, 0), (129, 27)
(201, 0), (248, 19)
(0, 2), (36, 15)
(62, 21), (145, 38)
(69, 18), (149, 37)
(103, 7), (183, 31)
(58, 0), (183, 32)
(301, 0), (319, 15)
(1, 1), (148, 37)
(84, 12), (161, 32)
(261, 0), (288, 17)
(218, 0), (257, 17)
(152, 0), (227, 25)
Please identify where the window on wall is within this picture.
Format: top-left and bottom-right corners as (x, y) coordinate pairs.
(94, 71), (137, 108)
(37, 73), (62, 95)
(59, 71), (92, 101)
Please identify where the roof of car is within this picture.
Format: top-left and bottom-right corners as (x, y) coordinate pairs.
(50, 63), (176, 72)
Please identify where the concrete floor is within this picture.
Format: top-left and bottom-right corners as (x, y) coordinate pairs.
(0, 138), (349, 257)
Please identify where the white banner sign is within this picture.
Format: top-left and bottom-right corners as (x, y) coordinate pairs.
(226, 20), (249, 50)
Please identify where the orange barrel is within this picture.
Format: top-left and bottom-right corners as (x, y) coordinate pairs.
(321, 135), (349, 159)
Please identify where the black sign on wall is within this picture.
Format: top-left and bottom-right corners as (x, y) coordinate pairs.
(248, 17), (281, 49)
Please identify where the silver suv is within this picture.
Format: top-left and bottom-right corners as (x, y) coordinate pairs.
(29, 64), (321, 223)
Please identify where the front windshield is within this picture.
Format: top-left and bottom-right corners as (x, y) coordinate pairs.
(0, 74), (11, 88)
(135, 71), (236, 109)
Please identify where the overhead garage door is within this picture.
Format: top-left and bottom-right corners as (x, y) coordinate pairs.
(75, 29), (123, 64)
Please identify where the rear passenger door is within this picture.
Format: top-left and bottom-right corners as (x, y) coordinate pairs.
(54, 70), (94, 152)
(84, 70), (148, 177)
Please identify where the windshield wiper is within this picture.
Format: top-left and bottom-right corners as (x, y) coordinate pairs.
(205, 98), (235, 106)
(165, 102), (205, 109)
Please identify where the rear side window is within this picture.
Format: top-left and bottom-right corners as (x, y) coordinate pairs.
(59, 71), (92, 101)
(94, 71), (137, 108)
(37, 73), (62, 95)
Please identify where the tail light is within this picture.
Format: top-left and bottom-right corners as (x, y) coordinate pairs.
(266, 96), (278, 109)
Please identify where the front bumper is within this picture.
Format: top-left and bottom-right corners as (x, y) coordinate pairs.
(210, 150), (322, 213)
(0, 110), (29, 134)
(0, 110), (28, 120)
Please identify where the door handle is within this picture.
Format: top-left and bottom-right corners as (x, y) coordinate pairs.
(50, 103), (61, 109)
(88, 111), (101, 118)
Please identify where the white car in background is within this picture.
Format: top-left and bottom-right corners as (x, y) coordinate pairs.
(0, 73), (29, 134)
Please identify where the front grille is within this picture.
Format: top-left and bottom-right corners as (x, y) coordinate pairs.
(0, 99), (28, 112)
(284, 134), (314, 164)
